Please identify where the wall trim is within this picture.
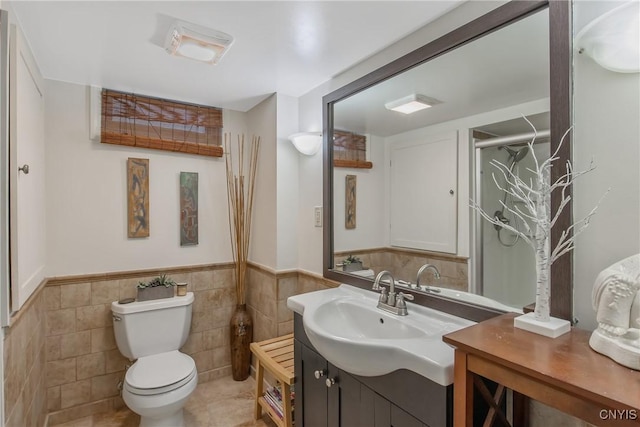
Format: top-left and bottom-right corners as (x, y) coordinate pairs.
(46, 262), (235, 286)
(6, 276), (47, 328)
(334, 247), (468, 263)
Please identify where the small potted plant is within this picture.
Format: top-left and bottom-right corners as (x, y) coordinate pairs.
(137, 274), (176, 301)
(342, 255), (363, 272)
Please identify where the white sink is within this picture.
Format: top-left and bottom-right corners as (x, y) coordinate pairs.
(287, 284), (474, 386)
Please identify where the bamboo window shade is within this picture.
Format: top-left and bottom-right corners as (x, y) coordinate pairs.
(333, 130), (372, 169)
(101, 89), (223, 157)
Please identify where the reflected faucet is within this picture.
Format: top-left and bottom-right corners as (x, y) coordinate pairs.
(416, 264), (441, 293)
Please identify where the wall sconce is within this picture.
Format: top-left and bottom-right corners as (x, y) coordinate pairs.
(575, 1), (639, 73)
(165, 20), (234, 65)
(288, 132), (322, 156)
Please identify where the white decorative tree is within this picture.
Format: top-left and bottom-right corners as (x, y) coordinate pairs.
(472, 120), (607, 330)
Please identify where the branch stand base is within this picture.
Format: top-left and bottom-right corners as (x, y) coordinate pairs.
(514, 312), (570, 338)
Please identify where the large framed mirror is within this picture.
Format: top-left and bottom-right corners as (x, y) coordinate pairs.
(323, 0), (572, 322)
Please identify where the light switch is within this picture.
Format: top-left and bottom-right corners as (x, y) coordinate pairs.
(314, 206), (323, 227)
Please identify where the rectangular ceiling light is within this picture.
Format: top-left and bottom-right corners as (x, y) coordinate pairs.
(165, 21), (234, 65)
(385, 94), (441, 114)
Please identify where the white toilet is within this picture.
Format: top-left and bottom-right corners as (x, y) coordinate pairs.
(112, 293), (198, 427)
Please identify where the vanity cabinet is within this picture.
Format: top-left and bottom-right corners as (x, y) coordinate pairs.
(294, 314), (451, 427)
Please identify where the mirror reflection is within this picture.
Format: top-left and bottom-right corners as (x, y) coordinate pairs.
(331, 9), (550, 312)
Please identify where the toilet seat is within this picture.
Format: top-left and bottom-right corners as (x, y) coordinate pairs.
(125, 350), (196, 396)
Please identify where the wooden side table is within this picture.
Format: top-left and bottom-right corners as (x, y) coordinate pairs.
(443, 313), (640, 427)
(250, 334), (295, 427)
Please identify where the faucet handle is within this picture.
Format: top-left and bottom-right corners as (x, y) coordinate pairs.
(378, 287), (388, 304)
(397, 292), (414, 303)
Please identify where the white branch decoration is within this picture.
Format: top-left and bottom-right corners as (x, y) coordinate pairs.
(471, 119), (609, 322)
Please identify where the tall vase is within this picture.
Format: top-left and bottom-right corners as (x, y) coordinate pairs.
(230, 304), (253, 381)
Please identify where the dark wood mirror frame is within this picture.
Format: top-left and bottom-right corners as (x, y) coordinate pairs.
(322, 0), (572, 322)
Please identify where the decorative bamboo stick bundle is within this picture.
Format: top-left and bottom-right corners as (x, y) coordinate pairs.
(225, 133), (260, 305)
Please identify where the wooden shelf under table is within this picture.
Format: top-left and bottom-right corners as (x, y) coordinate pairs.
(443, 313), (640, 427)
(250, 334), (295, 427)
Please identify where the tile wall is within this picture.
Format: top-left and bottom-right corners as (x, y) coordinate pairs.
(334, 248), (468, 290)
(246, 264), (338, 344)
(43, 264), (236, 425)
(3, 283), (48, 427)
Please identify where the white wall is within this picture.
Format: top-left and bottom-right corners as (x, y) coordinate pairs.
(572, 0), (640, 330)
(44, 80), (249, 276)
(275, 93), (300, 271)
(297, 1), (506, 274)
(333, 133), (386, 252)
(246, 94), (277, 269)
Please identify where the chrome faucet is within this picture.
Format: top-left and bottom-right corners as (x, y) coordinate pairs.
(416, 264), (441, 293)
(373, 270), (414, 315)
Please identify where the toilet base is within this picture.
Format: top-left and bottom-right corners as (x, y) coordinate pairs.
(139, 409), (184, 427)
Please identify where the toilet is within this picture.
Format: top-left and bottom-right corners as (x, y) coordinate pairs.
(112, 293), (198, 427)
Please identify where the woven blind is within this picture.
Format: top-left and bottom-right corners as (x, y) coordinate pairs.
(101, 89), (223, 157)
(333, 130), (366, 162)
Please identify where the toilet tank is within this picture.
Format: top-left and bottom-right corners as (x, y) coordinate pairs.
(111, 293), (194, 359)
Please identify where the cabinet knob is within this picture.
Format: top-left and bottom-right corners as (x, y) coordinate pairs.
(18, 164), (30, 174)
(325, 377), (337, 388)
(449, 189), (454, 195)
(314, 369), (326, 379)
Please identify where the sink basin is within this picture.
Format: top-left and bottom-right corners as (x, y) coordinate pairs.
(287, 284), (474, 386)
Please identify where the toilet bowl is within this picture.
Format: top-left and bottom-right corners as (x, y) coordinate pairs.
(122, 350), (197, 427)
(112, 293), (198, 427)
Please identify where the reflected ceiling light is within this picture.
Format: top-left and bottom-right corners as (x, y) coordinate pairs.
(289, 132), (322, 156)
(165, 20), (234, 64)
(575, 1), (639, 73)
(384, 94), (441, 114)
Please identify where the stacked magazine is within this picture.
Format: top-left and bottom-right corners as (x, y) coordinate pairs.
(263, 384), (295, 421)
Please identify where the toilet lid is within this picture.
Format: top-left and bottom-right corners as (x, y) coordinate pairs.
(126, 351), (196, 392)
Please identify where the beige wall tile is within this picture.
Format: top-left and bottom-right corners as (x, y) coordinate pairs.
(201, 288), (235, 309)
(278, 321), (293, 336)
(60, 331), (91, 359)
(277, 277), (297, 300)
(105, 349), (129, 374)
(60, 283), (92, 308)
(90, 327), (116, 353)
(46, 308), (76, 336)
(91, 281), (120, 305)
(277, 300), (293, 323)
(46, 335), (62, 361)
(181, 331), (204, 355)
(212, 347), (231, 368)
(76, 305), (108, 331)
(90, 372), (122, 400)
(47, 358), (76, 387)
(191, 270), (215, 291)
(77, 352), (106, 380)
(60, 379), (92, 409)
(44, 286), (61, 311)
(118, 278), (140, 300)
(191, 308), (213, 333)
(5, 392), (24, 427)
(213, 269), (234, 289)
(202, 327), (226, 351)
(47, 386), (61, 412)
(192, 350), (214, 372)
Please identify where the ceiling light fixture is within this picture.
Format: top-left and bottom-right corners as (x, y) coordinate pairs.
(165, 21), (234, 64)
(575, 0), (639, 73)
(289, 132), (322, 156)
(385, 94), (441, 114)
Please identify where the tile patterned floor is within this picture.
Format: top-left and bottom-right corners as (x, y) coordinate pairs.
(50, 376), (278, 427)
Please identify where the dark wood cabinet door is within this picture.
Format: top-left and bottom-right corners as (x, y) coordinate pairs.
(301, 343), (329, 427)
(391, 404), (426, 427)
